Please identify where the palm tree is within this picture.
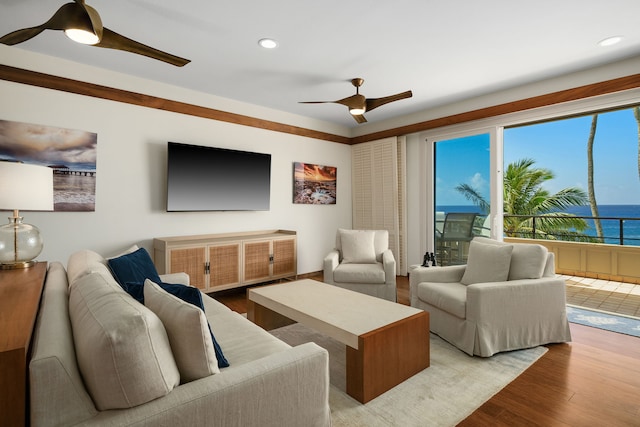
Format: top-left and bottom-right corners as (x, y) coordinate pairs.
(634, 106), (640, 179)
(456, 158), (591, 240)
(587, 114), (604, 242)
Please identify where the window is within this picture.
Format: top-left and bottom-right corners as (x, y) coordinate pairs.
(434, 133), (490, 264)
(504, 105), (640, 245)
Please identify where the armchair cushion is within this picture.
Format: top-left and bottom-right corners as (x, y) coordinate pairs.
(508, 243), (549, 280)
(339, 229), (377, 264)
(460, 240), (513, 285)
(334, 263), (386, 284)
(473, 237), (549, 280)
(417, 282), (467, 319)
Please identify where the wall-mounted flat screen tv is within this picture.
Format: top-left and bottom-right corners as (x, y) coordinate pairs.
(167, 142), (271, 211)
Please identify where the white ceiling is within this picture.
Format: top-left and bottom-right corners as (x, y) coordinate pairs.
(2, 0), (640, 128)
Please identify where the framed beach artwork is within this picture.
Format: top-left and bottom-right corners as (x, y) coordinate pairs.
(293, 162), (336, 204)
(0, 119), (97, 212)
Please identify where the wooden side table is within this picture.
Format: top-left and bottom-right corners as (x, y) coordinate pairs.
(0, 262), (47, 427)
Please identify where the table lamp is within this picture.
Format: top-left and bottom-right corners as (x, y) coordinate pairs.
(0, 161), (54, 269)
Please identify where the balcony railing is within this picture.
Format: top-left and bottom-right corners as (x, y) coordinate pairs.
(504, 214), (640, 246)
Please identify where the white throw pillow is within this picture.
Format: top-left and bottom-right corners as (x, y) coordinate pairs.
(144, 279), (220, 382)
(508, 243), (549, 280)
(461, 240), (513, 285)
(472, 237), (548, 280)
(340, 230), (377, 264)
(69, 272), (180, 410)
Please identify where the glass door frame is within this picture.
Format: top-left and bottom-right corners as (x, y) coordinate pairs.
(418, 125), (503, 256)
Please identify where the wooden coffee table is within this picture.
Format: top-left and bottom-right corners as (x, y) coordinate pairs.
(247, 279), (429, 403)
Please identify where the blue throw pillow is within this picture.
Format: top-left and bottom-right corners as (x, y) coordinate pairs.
(121, 281), (145, 304)
(121, 280), (230, 368)
(108, 248), (162, 286)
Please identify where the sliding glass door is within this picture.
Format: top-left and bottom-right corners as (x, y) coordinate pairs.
(433, 133), (490, 265)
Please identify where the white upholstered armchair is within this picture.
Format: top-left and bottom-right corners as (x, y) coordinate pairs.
(323, 229), (397, 302)
(410, 237), (571, 356)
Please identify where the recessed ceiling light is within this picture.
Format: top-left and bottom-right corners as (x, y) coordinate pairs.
(598, 36), (623, 47)
(258, 38), (278, 49)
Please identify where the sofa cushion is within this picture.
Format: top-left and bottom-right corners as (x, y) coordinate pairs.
(472, 237), (548, 280)
(121, 280), (230, 368)
(108, 247), (162, 285)
(339, 229), (377, 263)
(461, 240), (513, 285)
(68, 271), (180, 410)
(333, 262), (386, 284)
(417, 281), (468, 319)
(144, 280), (220, 382)
(67, 249), (110, 285)
(200, 298), (292, 369)
(30, 262), (98, 427)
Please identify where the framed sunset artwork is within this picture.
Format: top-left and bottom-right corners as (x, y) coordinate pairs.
(293, 162), (336, 204)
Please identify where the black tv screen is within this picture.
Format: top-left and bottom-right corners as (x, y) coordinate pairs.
(167, 142), (271, 211)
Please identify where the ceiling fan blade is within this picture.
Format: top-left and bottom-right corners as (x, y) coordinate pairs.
(334, 94), (366, 110)
(0, 26), (47, 45)
(298, 101), (336, 104)
(0, 2), (82, 45)
(366, 90), (413, 112)
(352, 114), (367, 124)
(95, 28), (190, 67)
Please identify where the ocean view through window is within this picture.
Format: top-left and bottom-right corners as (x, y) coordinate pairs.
(504, 105), (640, 246)
(433, 105), (640, 248)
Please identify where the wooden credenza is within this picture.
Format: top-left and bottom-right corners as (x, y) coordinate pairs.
(0, 262), (47, 427)
(153, 230), (297, 292)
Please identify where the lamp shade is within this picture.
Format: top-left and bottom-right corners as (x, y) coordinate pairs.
(0, 162), (54, 211)
(0, 162), (54, 268)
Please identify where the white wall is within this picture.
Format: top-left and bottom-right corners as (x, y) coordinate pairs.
(0, 50), (352, 274)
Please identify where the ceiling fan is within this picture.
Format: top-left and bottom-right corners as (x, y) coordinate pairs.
(0, 0), (190, 67)
(300, 78), (412, 124)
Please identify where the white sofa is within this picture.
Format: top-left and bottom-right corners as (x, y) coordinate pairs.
(410, 237), (572, 357)
(29, 249), (331, 426)
(323, 229), (397, 301)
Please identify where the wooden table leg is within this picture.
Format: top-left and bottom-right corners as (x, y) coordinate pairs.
(247, 299), (296, 331)
(346, 311), (430, 403)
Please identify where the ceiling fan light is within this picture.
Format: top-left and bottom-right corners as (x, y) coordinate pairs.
(258, 38), (278, 49)
(350, 107), (366, 115)
(65, 28), (99, 45)
(598, 36), (623, 47)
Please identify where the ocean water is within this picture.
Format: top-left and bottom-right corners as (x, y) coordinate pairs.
(53, 173), (96, 210)
(437, 205), (640, 246)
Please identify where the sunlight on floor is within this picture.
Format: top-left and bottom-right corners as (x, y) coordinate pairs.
(562, 274), (640, 319)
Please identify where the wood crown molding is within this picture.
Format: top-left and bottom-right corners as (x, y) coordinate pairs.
(1, 64), (639, 145)
(0, 64), (350, 145)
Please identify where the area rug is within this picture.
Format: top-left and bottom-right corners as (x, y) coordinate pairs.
(270, 323), (547, 427)
(567, 305), (640, 338)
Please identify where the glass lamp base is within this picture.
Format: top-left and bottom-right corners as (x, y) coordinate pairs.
(0, 260), (37, 270)
(0, 216), (44, 268)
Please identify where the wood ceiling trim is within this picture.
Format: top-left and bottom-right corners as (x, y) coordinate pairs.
(350, 73), (640, 144)
(1, 64), (639, 146)
(0, 64), (351, 145)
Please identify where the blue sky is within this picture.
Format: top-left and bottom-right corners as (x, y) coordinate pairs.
(436, 107), (640, 206)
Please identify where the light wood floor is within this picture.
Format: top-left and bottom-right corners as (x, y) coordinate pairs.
(213, 275), (640, 426)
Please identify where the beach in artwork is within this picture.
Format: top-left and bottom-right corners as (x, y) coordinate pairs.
(0, 120), (97, 212)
